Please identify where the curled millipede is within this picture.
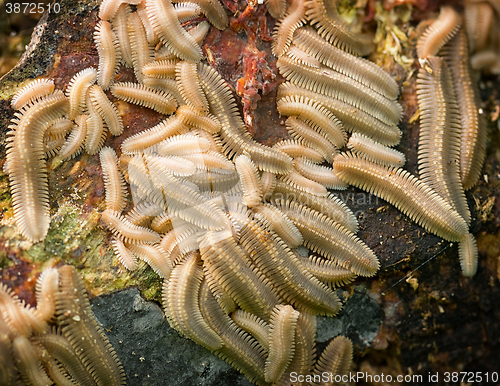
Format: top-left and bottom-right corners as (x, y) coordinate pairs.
(150, 212), (173, 233)
(58, 114), (88, 160)
(176, 104), (221, 133)
(12, 336), (53, 386)
(128, 11), (153, 83)
(305, 0), (374, 56)
(265, 0), (286, 19)
(55, 265), (125, 386)
(278, 82), (401, 146)
(300, 255), (355, 288)
(277, 55), (403, 125)
(417, 56), (470, 225)
(100, 209), (161, 244)
(157, 133), (211, 156)
(265, 305), (300, 383)
(111, 237), (138, 270)
(293, 158), (347, 190)
(88, 84), (123, 136)
(252, 203), (304, 248)
(163, 253), (224, 350)
(6, 91), (68, 242)
(65, 67), (97, 120)
(94, 20), (121, 90)
(279, 169), (328, 197)
(146, 0), (202, 61)
(231, 310), (270, 352)
(312, 335), (352, 385)
(272, 0), (307, 57)
(285, 116), (336, 163)
(176, 61), (209, 115)
(293, 27), (399, 99)
(113, 4), (133, 67)
(417, 5), (462, 59)
(277, 95), (346, 148)
(111, 82), (177, 115)
(85, 92), (107, 155)
(333, 153), (469, 242)
(142, 59), (178, 78)
(11, 78), (55, 111)
(125, 202), (163, 226)
(127, 243), (172, 278)
(100, 147), (128, 212)
(34, 268), (59, 322)
(272, 199), (379, 276)
(459, 233), (478, 277)
(0, 285), (38, 336)
(441, 28), (488, 190)
(235, 154), (264, 208)
(174, 1), (201, 22)
(273, 140), (325, 164)
(347, 132), (406, 167)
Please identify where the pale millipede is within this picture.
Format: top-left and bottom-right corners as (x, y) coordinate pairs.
(127, 243), (173, 278)
(198, 280), (268, 385)
(269, 179), (359, 233)
(58, 114), (88, 160)
(110, 82), (177, 115)
(146, 0), (202, 62)
(416, 55), (470, 225)
(252, 203), (304, 248)
(128, 11), (153, 83)
(285, 116), (336, 163)
(6, 91), (68, 242)
(156, 133), (211, 156)
(279, 169), (328, 197)
(100, 147), (128, 212)
(45, 117), (73, 139)
(150, 212), (173, 233)
(55, 265), (126, 386)
(277, 55), (403, 125)
(235, 154), (264, 208)
(85, 92), (108, 155)
(272, 199), (379, 276)
(182, 151), (235, 173)
(265, 304), (300, 383)
(146, 154), (196, 176)
(293, 158), (348, 190)
(33, 268), (59, 323)
(154, 20), (210, 61)
(94, 20), (121, 90)
(176, 61), (209, 115)
(173, 1), (201, 22)
(304, 0), (374, 56)
(185, 169), (240, 192)
(273, 139), (326, 164)
(100, 209), (162, 244)
(142, 59), (178, 78)
(125, 202), (163, 226)
(99, 0), (139, 20)
(111, 236), (138, 271)
(191, 128), (224, 153)
(272, 0), (307, 57)
(198, 63), (293, 174)
(312, 335), (352, 385)
(43, 136), (65, 158)
(112, 3), (133, 67)
(464, 1), (494, 53)
(88, 84), (124, 136)
(286, 44), (322, 68)
(203, 254), (238, 313)
(333, 153), (469, 242)
(121, 115), (189, 154)
(142, 76), (185, 104)
(175, 0), (228, 30)
(441, 28), (488, 190)
(12, 336), (53, 386)
(199, 229), (281, 320)
(416, 5), (462, 59)
(299, 255), (355, 288)
(0, 285), (39, 336)
(278, 82), (401, 146)
(11, 78), (55, 111)
(347, 132), (406, 167)
(458, 232), (478, 277)
(136, 0), (159, 44)
(277, 95), (346, 148)
(127, 154), (166, 206)
(231, 310), (270, 352)
(160, 223), (198, 257)
(163, 253), (224, 350)
(65, 67), (97, 120)
(265, 0), (286, 19)
(293, 26), (400, 99)
(176, 104), (221, 134)
(261, 171), (277, 197)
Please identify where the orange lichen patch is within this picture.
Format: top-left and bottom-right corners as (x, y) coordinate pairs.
(100, 147), (128, 212)
(265, 305), (300, 383)
(6, 91), (68, 242)
(273, 140), (325, 164)
(65, 67), (97, 120)
(272, 0), (307, 57)
(305, 0), (374, 56)
(333, 153), (469, 242)
(347, 132), (406, 167)
(11, 78), (55, 111)
(272, 199), (379, 276)
(146, 0), (202, 61)
(163, 253), (224, 349)
(58, 114), (88, 160)
(235, 154), (263, 208)
(100, 209), (161, 244)
(416, 5), (461, 59)
(312, 335), (352, 385)
(293, 158), (347, 190)
(111, 82), (177, 115)
(89, 85), (124, 136)
(95, 20), (120, 90)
